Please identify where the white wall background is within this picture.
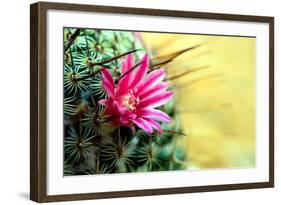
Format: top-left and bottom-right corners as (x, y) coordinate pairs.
(0, 0), (279, 204)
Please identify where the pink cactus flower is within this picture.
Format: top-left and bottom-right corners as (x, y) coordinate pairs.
(99, 53), (173, 133)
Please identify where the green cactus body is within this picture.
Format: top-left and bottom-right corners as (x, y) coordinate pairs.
(63, 27), (187, 175)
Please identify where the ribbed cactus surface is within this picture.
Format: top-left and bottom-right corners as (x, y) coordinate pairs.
(63, 28), (186, 175)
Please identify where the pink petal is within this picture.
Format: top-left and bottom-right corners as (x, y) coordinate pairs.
(115, 103), (137, 124)
(137, 69), (166, 95)
(116, 77), (130, 96)
(139, 82), (169, 100)
(102, 80), (114, 97)
(98, 99), (108, 106)
(138, 108), (171, 122)
(146, 118), (162, 132)
(139, 91), (173, 108)
(132, 118), (153, 133)
(103, 100), (123, 124)
(130, 54), (149, 88)
(116, 55), (134, 95)
(121, 54), (133, 75)
(101, 68), (114, 87)
(101, 69), (114, 97)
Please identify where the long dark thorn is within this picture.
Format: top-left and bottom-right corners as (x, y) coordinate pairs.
(149, 45), (200, 71)
(74, 50), (140, 81)
(118, 61), (142, 81)
(153, 45), (200, 61)
(162, 130), (187, 137)
(167, 66), (209, 81)
(88, 49), (140, 67)
(149, 59), (173, 71)
(90, 95), (97, 111)
(65, 28), (81, 51)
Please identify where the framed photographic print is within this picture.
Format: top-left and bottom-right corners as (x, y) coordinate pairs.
(30, 1), (274, 202)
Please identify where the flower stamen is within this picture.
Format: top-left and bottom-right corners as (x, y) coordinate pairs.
(122, 89), (140, 112)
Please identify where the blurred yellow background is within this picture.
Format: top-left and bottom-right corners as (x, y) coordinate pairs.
(141, 32), (256, 169)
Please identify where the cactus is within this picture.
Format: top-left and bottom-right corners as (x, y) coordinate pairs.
(63, 27), (187, 175)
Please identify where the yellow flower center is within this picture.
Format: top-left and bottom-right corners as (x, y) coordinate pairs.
(122, 89), (140, 111)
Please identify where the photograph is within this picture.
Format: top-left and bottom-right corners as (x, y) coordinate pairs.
(63, 27), (256, 175)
